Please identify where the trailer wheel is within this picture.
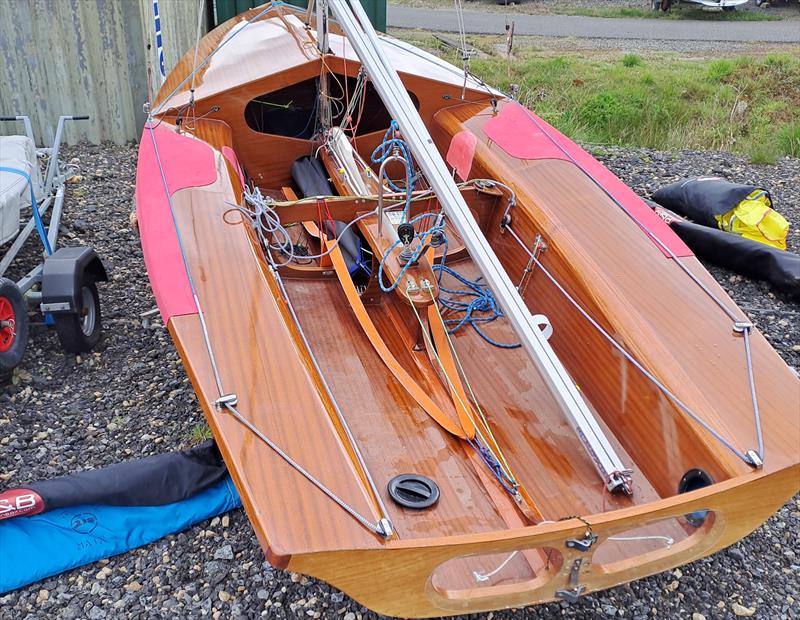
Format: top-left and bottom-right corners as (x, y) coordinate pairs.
(54, 277), (102, 353)
(660, 0), (672, 10)
(0, 278), (29, 377)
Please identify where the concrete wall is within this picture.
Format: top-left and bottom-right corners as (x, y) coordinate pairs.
(0, 0), (206, 145)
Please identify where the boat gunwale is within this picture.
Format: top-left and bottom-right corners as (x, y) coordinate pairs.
(285, 464), (798, 617)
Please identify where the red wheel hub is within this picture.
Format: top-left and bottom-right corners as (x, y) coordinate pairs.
(0, 296), (16, 353)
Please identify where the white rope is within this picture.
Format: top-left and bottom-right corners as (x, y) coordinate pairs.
(232, 188), (379, 264)
(472, 533), (673, 583)
(607, 535), (674, 548)
(473, 550), (518, 582)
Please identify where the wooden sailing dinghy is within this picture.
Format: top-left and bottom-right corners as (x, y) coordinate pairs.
(134, 2), (799, 616)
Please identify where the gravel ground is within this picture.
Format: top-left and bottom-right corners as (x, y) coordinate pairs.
(0, 142), (798, 619)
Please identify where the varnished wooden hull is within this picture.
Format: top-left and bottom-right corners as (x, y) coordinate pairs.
(135, 5), (800, 616)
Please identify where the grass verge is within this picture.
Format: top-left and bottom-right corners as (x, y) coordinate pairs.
(406, 33), (800, 162)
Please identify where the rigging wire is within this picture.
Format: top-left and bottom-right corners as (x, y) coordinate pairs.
(453, 0), (470, 98)
(151, 2), (287, 116)
(189, 0), (206, 108)
(144, 119), (392, 539)
(502, 223), (761, 466)
(503, 105), (764, 466)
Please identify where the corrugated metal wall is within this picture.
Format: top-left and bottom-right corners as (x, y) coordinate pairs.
(0, 0), (207, 145)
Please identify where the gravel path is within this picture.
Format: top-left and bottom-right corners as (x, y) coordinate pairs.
(387, 5), (800, 43)
(0, 142), (798, 619)
(392, 0), (800, 19)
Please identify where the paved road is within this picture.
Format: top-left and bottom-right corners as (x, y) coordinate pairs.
(388, 5), (800, 43)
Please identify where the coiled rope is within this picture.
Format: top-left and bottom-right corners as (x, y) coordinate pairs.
(434, 264), (521, 349)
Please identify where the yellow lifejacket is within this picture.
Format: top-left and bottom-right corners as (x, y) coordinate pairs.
(715, 190), (788, 250)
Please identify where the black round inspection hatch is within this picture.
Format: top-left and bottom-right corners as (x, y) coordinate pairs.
(388, 474), (440, 509)
(678, 468), (713, 495)
(678, 468), (714, 528)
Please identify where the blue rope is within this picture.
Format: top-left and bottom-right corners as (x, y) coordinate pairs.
(371, 120), (416, 220)
(432, 264), (520, 349)
(0, 166), (52, 255)
(377, 221), (445, 293)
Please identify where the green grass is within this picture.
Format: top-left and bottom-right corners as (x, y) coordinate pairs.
(190, 423), (213, 444)
(622, 53), (643, 68)
(552, 6), (781, 21)
(777, 123), (800, 158)
(445, 45), (800, 163)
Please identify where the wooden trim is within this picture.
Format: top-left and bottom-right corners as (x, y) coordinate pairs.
(287, 465), (798, 617)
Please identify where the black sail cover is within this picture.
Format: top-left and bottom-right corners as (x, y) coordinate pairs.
(0, 440), (227, 520)
(646, 200), (799, 296)
(290, 155), (362, 272)
(651, 177), (770, 228)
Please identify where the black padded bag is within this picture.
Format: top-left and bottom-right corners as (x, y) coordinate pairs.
(645, 200), (799, 296)
(290, 156), (361, 272)
(651, 177), (771, 229)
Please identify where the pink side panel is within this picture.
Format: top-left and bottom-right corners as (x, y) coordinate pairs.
(484, 103), (571, 162)
(222, 146), (246, 188)
(135, 124), (218, 322)
(446, 130), (477, 182)
(484, 102), (691, 258)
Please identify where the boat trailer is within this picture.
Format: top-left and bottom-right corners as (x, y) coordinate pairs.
(0, 115), (107, 375)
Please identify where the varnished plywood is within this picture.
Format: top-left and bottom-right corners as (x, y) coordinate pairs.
(434, 104), (800, 493)
(282, 266), (686, 526)
(288, 465), (798, 617)
(140, 9), (800, 615)
(165, 151), (384, 557)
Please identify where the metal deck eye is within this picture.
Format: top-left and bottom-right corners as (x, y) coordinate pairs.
(387, 474), (440, 509)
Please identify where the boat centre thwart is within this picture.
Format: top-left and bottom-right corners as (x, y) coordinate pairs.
(134, 2), (799, 616)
